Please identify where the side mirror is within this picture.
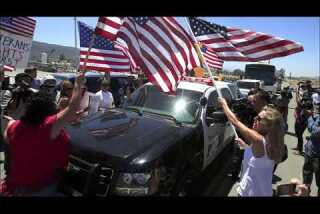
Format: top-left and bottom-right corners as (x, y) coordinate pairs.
(206, 111), (228, 124)
(200, 97), (207, 106)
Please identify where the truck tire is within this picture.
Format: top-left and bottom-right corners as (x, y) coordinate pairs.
(171, 168), (196, 196)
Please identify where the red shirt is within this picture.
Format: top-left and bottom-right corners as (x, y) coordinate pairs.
(0, 115), (70, 196)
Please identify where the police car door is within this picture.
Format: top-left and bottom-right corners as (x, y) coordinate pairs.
(201, 88), (226, 170)
(220, 87), (236, 147)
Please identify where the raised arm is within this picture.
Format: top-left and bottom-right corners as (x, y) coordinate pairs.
(51, 74), (86, 139)
(218, 97), (265, 157)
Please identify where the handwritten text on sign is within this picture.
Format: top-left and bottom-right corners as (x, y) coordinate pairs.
(0, 30), (32, 69)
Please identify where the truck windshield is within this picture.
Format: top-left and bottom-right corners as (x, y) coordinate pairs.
(125, 85), (203, 124)
(237, 81), (257, 90)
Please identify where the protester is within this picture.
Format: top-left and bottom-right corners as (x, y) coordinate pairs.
(302, 109), (320, 196)
(312, 89), (320, 112)
(24, 67), (41, 90)
(229, 88), (271, 180)
(0, 66), (7, 151)
(0, 74), (85, 196)
(57, 80), (74, 112)
(5, 73), (37, 120)
(96, 78), (114, 110)
(219, 97), (285, 196)
(39, 75), (57, 103)
(275, 88), (292, 131)
(119, 86), (132, 108)
(294, 96), (311, 155)
(76, 84), (90, 118)
(296, 82), (306, 105)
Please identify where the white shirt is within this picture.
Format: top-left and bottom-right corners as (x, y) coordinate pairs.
(96, 90), (114, 109)
(239, 138), (275, 197)
(312, 93), (320, 105)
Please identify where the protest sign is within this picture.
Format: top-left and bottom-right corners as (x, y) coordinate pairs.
(0, 30), (33, 69)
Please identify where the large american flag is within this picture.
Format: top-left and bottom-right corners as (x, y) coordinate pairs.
(0, 17), (36, 38)
(78, 21), (131, 73)
(3, 65), (15, 72)
(200, 44), (223, 71)
(189, 17), (304, 62)
(95, 17), (201, 93)
(95, 17), (122, 41)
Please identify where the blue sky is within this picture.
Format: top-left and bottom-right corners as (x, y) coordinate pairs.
(33, 17), (319, 78)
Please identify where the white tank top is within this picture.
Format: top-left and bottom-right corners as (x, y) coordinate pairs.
(239, 138), (275, 197)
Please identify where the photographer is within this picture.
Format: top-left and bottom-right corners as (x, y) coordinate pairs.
(24, 67), (41, 90)
(294, 95), (313, 155)
(5, 73), (37, 120)
(275, 87), (293, 131)
(302, 107), (320, 196)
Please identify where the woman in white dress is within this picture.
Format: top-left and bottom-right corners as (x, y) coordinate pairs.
(218, 98), (285, 197)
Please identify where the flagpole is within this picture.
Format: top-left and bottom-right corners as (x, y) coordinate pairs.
(74, 17), (78, 71)
(184, 17), (239, 139)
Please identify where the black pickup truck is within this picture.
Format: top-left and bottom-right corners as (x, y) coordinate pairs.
(59, 80), (236, 196)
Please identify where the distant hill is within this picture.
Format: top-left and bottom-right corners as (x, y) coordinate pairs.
(29, 41), (80, 64)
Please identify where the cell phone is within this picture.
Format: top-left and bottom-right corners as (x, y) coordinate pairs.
(277, 183), (297, 196)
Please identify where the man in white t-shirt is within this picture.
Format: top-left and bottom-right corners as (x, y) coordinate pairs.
(96, 78), (114, 110)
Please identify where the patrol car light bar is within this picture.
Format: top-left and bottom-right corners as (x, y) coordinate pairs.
(182, 76), (214, 86)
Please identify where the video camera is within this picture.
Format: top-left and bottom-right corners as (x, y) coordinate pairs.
(231, 97), (256, 126)
(300, 95), (314, 111)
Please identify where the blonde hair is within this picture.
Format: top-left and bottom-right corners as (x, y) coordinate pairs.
(262, 105), (285, 163)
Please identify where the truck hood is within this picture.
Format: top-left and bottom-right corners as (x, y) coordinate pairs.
(66, 109), (192, 168)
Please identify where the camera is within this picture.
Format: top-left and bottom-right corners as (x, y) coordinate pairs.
(300, 96), (313, 111)
(231, 97), (255, 126)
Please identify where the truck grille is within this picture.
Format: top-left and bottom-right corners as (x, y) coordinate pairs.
(60, 155), (114, 197)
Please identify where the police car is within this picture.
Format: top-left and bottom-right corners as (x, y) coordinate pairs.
(59, 77), (236, 196)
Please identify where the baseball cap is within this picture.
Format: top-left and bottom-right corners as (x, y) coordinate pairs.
(40, 75), (56, 87)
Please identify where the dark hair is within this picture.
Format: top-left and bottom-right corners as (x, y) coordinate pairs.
(24, 67), (37, 74)
(248, 88), (258, 96)
(255, 88), (271, 104)
(21, 91), (57, 125)
(15, 73), (32, 84)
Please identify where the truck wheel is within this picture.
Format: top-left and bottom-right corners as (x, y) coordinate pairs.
(172, 169), (195, 196)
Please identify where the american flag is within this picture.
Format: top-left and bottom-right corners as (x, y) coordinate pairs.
(4, 65), (15, 72)
(200, 44), (223, 71)
(0, 17), (36, 38)
(78, 21), (131, 73)
(95, 17), (122, 41)
(95, 17), (201, 93)
(1, 64), (15, 72)
(189, 17), (304, 62)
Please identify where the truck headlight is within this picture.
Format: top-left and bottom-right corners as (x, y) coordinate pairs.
(114, 172), (158, 196)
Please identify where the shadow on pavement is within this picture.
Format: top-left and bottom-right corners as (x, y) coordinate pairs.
(286, 132), (296, 137)
(272, 174), (282, 184)
(188, 144), (238, 196)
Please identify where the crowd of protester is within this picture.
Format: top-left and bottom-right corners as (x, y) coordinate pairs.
(0, 64), (319, 197)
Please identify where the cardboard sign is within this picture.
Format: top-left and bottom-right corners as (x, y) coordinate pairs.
(0, 30), (33, 69)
